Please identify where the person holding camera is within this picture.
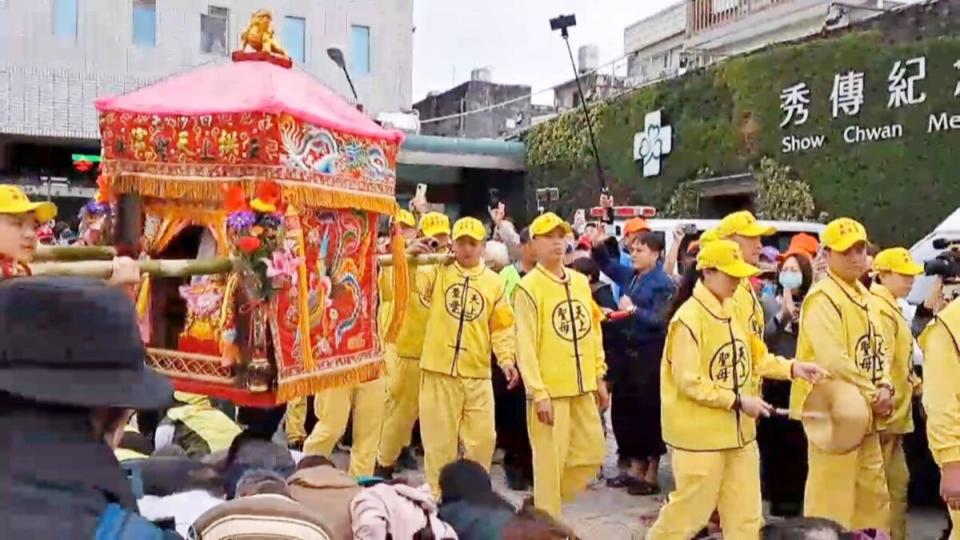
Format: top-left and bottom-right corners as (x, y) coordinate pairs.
(791, 218), (893, 532)
(869, 248), (925, 540)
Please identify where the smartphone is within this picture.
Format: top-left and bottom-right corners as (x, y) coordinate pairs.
(488, 188), (501, 209)
(415, 183), (428, 202)
(574, 209), (585, 223)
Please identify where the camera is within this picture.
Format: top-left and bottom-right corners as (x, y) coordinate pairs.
(682, 223), (697, 236)
(925, 241), (960, 280)
(426, 237), (440, 250)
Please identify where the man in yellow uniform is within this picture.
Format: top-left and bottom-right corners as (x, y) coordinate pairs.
(416, 217), (519, 493)
(712, 211), (776, 341)
(376, 211), (451, 477)
(870, 247), (924, 540)
(919, 291), (960, 539)
(0, 184), (143, 283)
(514, 212), (609, 518)
(791, 218), (893, 531)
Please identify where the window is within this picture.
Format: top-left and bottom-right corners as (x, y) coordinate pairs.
(52, 0), (78, 39)
(712, 0), (739, 14)
(132, 0), (156, 47)
(283, 16), (306, 63)
(200, 6), (229, 55)
(350, 25), (371, 75)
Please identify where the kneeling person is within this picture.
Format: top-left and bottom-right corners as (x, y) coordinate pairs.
(418, 217), (518, 493)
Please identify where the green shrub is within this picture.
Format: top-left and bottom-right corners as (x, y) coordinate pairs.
(524, 30), (960, 245)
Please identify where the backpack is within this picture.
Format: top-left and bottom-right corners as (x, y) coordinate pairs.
(95, 503), (182, 539)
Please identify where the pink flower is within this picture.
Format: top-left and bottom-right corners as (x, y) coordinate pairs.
(262, 249), (303, 286)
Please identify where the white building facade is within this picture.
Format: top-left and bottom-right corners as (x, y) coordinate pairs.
(625, 0), (898, 84)
(625, 2), (687, 83)
(0, 0), (413, 192)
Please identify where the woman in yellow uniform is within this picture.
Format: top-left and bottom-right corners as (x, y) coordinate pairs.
(513, 212), (609, 519)
(869, 247), (923, 540)
(647, 240), (824, 540)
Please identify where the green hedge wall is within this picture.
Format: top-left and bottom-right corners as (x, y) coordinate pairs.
(526, 30), (960, 245)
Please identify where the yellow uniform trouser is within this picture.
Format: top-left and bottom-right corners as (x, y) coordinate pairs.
(949, 510), (960, 540)
(303, 377), (386, 477)
(527, 394), (605, 519)
(880, 433), (909, 540)
(285, 397), (308, 445)
(647, 442), (763, 540)
(377, 355), (421, 467)
(805, 432), (891, 531)
(419, 371), (496, 494)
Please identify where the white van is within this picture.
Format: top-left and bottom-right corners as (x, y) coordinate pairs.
(643, 218), (825, 257)
(588, 207), (825, 256)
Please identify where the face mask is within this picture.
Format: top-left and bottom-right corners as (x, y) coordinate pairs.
(779, 271), (803, 290)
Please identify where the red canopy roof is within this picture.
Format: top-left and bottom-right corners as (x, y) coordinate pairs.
(95, 60), (403, 143)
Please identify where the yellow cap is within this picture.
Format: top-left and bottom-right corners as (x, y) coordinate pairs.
(0, 185), (57, 222)
(396, 209), (416, 228)
(452, 217), (487, 241)
(699, 228), (720, 246)
(696, 239), (761, 279)
(419, 212), (451, 238)
(873, 247), (923, 276)
(529, 212), (572, 237)
(821, 218), (868, 252)
(716, 211), (775, 239)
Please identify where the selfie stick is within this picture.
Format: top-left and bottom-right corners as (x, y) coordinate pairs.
(550, 14), (612, 223)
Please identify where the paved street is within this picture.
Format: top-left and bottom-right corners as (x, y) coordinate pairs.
(334, 439), (951, 539)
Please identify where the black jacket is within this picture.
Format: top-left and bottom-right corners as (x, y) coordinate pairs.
(0, 402), (181, 539)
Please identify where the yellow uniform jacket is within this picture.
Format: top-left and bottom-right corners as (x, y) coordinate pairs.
(869, 283), (918, 434)
(919, 298), (960, 467)
(791, 272), (891, 422)
(662, 281), (793, 451)
(514, 265), (607, 402)
(417, 262), (515, 378)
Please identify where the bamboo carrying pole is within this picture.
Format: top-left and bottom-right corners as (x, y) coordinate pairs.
(34, 245), (117, 261)
(29, 251), (452, 278)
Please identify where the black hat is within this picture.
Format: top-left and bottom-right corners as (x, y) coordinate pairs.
(0, 277), (173, 409)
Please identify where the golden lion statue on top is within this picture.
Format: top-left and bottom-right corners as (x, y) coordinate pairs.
(240, 10), (289, 59)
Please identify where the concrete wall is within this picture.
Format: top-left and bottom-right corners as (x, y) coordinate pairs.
(0, 0), (413, 140)
(624, 2), (687, 56)
(414, 80), (532, 139)
(627, 34), (685, 81)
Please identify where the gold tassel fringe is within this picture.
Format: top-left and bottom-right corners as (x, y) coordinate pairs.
(275, 358), (384, 403)
(384, 222), (409, 344)
(110, 174), (396, 215)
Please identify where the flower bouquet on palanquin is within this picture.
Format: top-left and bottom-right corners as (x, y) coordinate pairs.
(78, 176), (115, 247)
(223, 181), (303, 302)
